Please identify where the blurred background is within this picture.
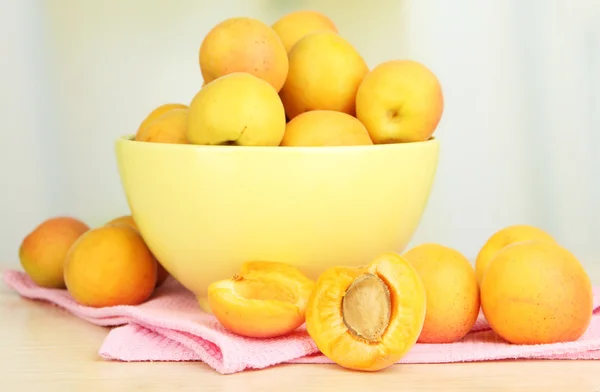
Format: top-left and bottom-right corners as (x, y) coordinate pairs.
(1, 0), (598, 270)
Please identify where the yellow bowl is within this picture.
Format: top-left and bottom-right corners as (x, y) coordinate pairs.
(115, 136), (439, 310)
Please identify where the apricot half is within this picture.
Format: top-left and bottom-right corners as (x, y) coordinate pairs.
(207, 261), (315, 338)
(305, 252), (427, 372)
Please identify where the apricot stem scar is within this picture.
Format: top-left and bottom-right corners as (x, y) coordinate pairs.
(342, 273), (391, 342)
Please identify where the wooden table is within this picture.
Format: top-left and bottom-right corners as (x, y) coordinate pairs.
(2, 265), (600, 392)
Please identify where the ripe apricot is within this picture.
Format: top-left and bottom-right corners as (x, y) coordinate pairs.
(187, 72), (286, 146)
(207, 261), (315, 338)
(305, 252), (427, 372)
(272, 10), (338, 53)
(355, 59), (444, 143)
(402, 243), (480, 343)
(279, 31), (369, 120)
(199, 17), (289, 92)
(481, 240), (593, 345)
(64, 225), (157, 307)
(136, 103), (187, 135)
(105, 215), (138, 230)
(104, 214), (169, 288)
(19, 216), (89, 288)
(475, 224), (556, 285)
(135, 108), (189, 144)
(280, 110), (373, 146)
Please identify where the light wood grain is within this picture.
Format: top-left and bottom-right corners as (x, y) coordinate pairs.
(2, 264), (600, 392)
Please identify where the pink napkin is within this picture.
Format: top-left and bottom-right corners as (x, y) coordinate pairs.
(3, 269), (600, 374)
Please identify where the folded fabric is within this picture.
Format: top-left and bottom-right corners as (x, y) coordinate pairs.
(3, 270), (600, 374)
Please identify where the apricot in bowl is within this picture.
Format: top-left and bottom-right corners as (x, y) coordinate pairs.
(114, 135), (439, 311)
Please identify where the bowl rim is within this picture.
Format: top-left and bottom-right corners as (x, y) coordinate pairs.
(116, 134), (440, 153)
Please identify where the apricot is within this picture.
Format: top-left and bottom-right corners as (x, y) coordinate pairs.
(64, 225), (157, 307)
(481, 240), (593, 345)
(355, 59), (444, 143)
(105, 215), (138, 231)
(19, 216), (89, 288)
(475, 224), (556, 285)
(187, 72), (286, 146)
(305, 252), (427, 372)
(271, 10), (338, 53)
(104, 214), (169, 288)
(279, 31), (369, 120)
(402, 243), (480, 343)
(280, 110), (373, 146)
(136, 103), (187, 135)
(135, 108), (189, 144)
(207, 261), (315, 338)
(198, 17), (289, 92)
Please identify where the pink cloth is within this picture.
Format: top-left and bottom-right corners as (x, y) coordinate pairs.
(3, 270), (600, 374)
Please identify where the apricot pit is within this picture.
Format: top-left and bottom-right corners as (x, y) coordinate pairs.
(305, 252), (427, 372)
(342, 273), (391, 342)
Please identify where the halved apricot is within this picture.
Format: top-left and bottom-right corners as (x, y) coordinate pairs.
(207, 261), (316, 338)
(305, 252), (427, 372)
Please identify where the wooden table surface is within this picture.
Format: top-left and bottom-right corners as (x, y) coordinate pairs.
(2, 264), (600, 392)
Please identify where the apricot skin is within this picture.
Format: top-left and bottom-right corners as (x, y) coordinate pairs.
(64, 225), (157, 307)
(481, 240), (593, 345)
(279, 31), (369, 120)
(104, 215), (169, 288)
(19, 217), (89, 288)
(199, 17), (289, 92)
(475, 224), (556, 285)
(135, 108), (189, 144)
(305, 252), (427, 372)
(137, 103), (187, 135)
(355, 60), (443, 144)
(280, 110), (373, 147)
(271, 10), (338, 53)
(105, 215), (138, 231)
(207, 261), (315, 338)
(403, 243), (480, 343)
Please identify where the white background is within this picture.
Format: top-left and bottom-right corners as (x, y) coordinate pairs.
(1, 0), (598, 270)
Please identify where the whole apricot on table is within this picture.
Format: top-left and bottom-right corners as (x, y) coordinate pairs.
(187, 72), (286, 146)
(136, 103), (187, 135)
(19, 217), (89, 288)
(475, 224), (556, 285)
(305, 252), (427, 372)
(280, 110), (373, 146)
(279, 31), (369, 120)
(199, 17), (288, 92)
(135, 108), (189, 144)
(481, 240), (593, 345)
(104, 214), (170, 288)
(402, 243), (480, 343)
(64, 225), (157, 307)
(271, 10), (338, 53)
(207, 261), (315, 338)
(355, 60), (444, 144)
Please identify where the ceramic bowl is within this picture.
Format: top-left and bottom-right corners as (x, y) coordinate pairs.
(114, 136), (439, 310)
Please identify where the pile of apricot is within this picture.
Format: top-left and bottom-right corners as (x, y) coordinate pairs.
(19, 214), (170, 308)
(204, 224), (594, 372)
